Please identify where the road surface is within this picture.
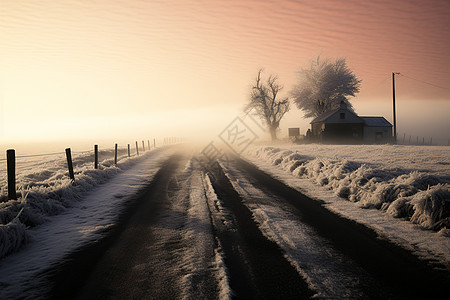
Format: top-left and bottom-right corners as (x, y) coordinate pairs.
(42, 152), (449, 299)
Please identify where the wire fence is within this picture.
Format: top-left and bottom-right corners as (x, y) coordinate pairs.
(396, 133), (449, 146)
(0, 138), (183, 201)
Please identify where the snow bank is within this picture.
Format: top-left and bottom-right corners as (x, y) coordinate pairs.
(248, 145), (450, 232)
(0, 213), (27, 259)
(0, 150), (158, 259)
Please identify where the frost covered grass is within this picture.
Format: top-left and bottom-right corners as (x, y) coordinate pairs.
(0, 149), (157, 259)
(0, 148), (174, 299)
(247, 144), (450, 233)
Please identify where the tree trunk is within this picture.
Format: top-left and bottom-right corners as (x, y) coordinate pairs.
(269, 126), (277, 141)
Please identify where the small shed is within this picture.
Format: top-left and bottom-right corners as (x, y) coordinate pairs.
(361, 117), (393, 143)
(309, 101), (392, 144)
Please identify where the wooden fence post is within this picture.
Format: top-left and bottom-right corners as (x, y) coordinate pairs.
(114, 143), (118, 165)
(154, 138), (156, 148)
(128, 144), (131, 157)
(65, 148), (75, 182)
(148, 140), (150, 150)
(136, 141), (139, 156)
(94, 145), (99, 169)
(7, 149), (17, 200)
(142, 140), (145, 152)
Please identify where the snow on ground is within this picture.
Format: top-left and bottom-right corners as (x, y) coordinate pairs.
(247, 144), (450, 232)
(0, 148), (159, 259)
(0, 147), (174, 299)
(180, 160), (231, 300)
(242, 144), (449, 268)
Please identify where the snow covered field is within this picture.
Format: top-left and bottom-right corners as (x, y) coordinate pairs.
(0, 147), (173, 259)
(246, 144), (450, 233)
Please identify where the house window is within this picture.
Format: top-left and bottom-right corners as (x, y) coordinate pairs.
(340, 113), (345, 119)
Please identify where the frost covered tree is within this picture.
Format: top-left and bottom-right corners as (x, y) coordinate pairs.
(246, 69), (290, 140)
(290, 57), (361, 118)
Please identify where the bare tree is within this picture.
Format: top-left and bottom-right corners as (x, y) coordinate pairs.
(246, 69), (290, 140)
(290, 57), (361, 118)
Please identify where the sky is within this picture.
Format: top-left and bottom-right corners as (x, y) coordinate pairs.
(1, 0), (449, 150)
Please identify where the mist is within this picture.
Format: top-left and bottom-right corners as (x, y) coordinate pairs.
(0, 0), (448, 149)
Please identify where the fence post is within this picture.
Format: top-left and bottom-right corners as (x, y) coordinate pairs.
(94, 145), (99, 169)
(128, 144), (131, 157)
(136, 141), (139, 156)
(154, 138), (156, 148)
(114, 143), (118, 165)
(148, 140), (150, 150)
(7, 149), (17, 200)
(142, 140), (145, 152)
(65, 148), (75, 182)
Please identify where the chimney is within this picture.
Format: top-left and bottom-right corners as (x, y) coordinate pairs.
(340, 100), (347, 110)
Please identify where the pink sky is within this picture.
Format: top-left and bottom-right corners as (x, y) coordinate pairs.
(0, 0), (449, 145)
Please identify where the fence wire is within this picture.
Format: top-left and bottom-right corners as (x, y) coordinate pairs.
(0, 141), (160, 190)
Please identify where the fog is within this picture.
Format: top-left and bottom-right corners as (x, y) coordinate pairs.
(1, 0), (449, 150)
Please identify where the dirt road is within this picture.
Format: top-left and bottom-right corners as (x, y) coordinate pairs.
(43, 153), (449, 299)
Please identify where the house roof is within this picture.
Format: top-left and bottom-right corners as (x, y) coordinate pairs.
(310, 108), (340, 123)
(361, 117), (392, 127)
(310, 106), (364, 124)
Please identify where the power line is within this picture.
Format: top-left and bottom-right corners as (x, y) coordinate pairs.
(360, 75), (392, 95)
(399, 74), (450, 91)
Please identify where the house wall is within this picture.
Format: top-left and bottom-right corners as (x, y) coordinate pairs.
(324, 110), (363, 123)
(363, 126), (393, 143)
(323, 123), (364, 143)
(311, 122), (364, 143)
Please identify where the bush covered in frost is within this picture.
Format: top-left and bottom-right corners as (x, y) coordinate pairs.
(249, 146), (450, 232)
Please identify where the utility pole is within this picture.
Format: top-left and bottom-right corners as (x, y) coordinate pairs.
(392, 72), (400, 143)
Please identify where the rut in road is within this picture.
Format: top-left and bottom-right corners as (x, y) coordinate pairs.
(50, 154), (223, 299)
(205, 162), (315, 299)
(221, 157), (450, 299)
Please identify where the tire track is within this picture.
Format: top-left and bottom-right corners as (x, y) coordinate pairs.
(205, 162), (315, 299)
